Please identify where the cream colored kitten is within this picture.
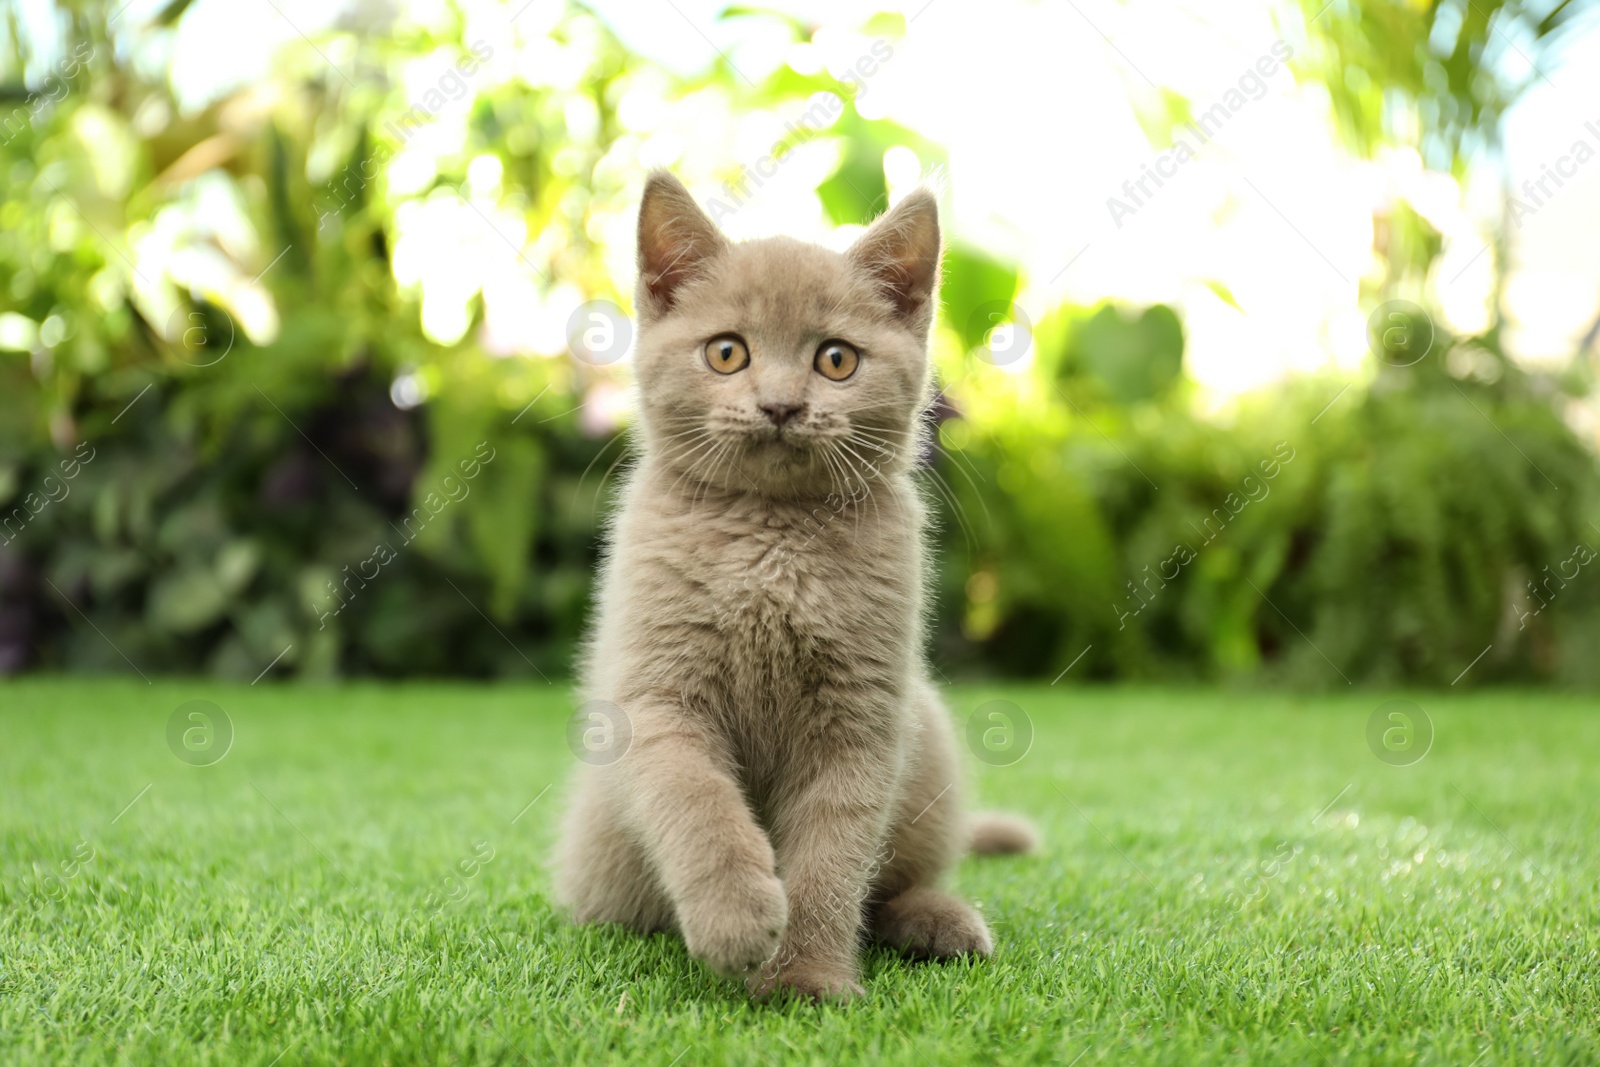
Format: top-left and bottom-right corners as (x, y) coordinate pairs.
(553, 172), (1035, 1001)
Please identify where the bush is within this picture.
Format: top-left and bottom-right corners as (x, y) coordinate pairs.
(926, 303), (1600, 687)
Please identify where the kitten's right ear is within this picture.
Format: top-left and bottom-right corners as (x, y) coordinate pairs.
(846, 187), (941, 336)
(636, 171), (727, 320)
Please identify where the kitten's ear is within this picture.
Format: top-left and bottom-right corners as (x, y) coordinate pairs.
(636, 171), (727, 319)
(847, 188), (942, 333)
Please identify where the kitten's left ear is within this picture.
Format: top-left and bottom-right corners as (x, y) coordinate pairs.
(847, 188), (942, 335)
(636, 170), (728, 320)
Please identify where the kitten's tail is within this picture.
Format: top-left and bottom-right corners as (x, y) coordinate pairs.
(968, 812), (1039, 856)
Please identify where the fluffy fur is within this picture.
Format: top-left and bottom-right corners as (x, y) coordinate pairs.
(553, 171), (1033, 1001)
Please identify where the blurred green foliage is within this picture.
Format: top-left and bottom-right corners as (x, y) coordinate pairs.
(1297, 0), (1591, 173)
(1, 0), (1597, 685)
(937, 313), (1600, 686)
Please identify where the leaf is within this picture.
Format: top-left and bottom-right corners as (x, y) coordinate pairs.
(816, 144), (888, 226)
(1203, 280), (1242, 312)
(147, 566), (229, 634)
(940, 244), (1018, 353)
(154, 0), (200, 27)
(215, 540), (262, 596)
(1068, 303), (1186, 404)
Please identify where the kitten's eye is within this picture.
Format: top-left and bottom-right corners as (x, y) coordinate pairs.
(814, 340), (859, 381)
(704, 335), (750, 374)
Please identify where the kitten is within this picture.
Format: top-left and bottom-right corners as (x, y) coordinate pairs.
(553, 172), (1035, 1001)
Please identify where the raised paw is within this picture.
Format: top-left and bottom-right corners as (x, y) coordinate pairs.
(748, 957), (865, 1002)
(679, 870), (788, 976)
(873, 886), (994, 959)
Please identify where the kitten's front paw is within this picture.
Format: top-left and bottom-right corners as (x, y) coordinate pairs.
(748, 958), (865, 1002)
(680, 871), (787, 976)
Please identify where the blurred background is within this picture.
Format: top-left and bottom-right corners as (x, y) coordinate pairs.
(2, 0), (1598, 687)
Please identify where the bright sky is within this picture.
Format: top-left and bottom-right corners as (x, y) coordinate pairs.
(583, 0), (1600, 400)
(23, 0), (1600, 408)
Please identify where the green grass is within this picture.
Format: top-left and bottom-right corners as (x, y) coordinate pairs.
(2, 679), (1597, 1066)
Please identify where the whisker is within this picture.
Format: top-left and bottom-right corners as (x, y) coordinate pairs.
(850, 430), (916, 481)
(572, 429), (630, 511)
(850, 426), (918, 447)
(849, 432), (900, 458)
(935, 425), (989, 487)
(830, 448), (865, 537)
(825, 438), (876, 531)
(922, 465), (975, 556)
(681, 444), (717, 512)
(694, 440), (735, 513)
(817, 448), (848, 518)
(657, 425), (712, 443)
(935, 446), (992, 530)
(665, 432), (718, 472)
(593, 443), (636, 513)
(832, 398), (912, 415)
(665, 433), (722, 501)
(832, 438), (883, 502)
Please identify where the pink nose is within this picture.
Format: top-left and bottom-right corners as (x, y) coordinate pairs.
(759, 403), (804, 427)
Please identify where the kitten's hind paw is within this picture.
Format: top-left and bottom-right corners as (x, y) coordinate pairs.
(874, 886), (993, 958)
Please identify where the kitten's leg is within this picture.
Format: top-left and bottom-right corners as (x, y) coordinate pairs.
(870, 683), (993, 958)
(615, 711), (788, 977)
(749, 702), (903, 1001)
(553, 771), (672, 932)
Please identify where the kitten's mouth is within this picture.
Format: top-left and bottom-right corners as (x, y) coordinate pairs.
(752, 430), (808, 459)
(757, 425), (803, 447)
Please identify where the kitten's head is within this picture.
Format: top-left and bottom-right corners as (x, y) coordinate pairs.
(630, 171), (941, 500)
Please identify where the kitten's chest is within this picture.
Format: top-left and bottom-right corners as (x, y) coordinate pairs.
(711, 514), (893, 645)
(611, 483), (923, 690)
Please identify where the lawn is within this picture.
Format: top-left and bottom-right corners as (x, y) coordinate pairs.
(1, 679), (1597, 1066)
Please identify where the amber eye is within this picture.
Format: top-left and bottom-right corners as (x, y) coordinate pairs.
(813, 340), (859, 381)
(704, 335), (750, 374)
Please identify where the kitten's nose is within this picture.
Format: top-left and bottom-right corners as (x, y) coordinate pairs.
(759, 402), (805, 427)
